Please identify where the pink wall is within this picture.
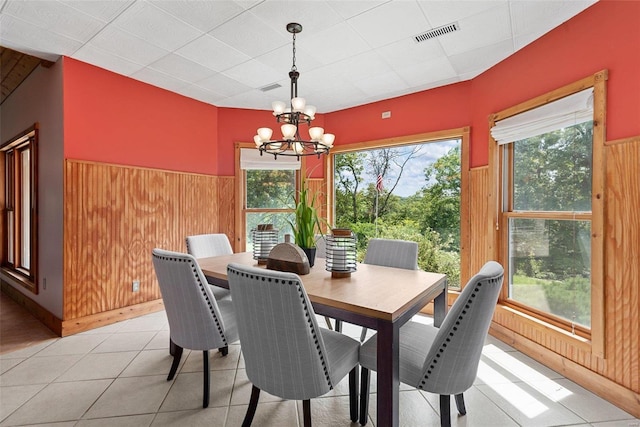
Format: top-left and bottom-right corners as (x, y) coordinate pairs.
(63, 58), (219, 175)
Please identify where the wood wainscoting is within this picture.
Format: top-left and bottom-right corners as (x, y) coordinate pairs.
(62, 160), (232, 334)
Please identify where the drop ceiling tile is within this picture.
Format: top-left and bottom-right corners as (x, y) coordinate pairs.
(353, 70), (409, 98)
(209, 11), (289, 58)
(73, 44), (145, 76)
(395, 56), (458, 88)
(150, 0), (245, 32)
(303, 22), (371, 66)
(175, 34), (251, 73)
(510, 0), (596, 37)
(221, 59), (282, 89)
(130, 66), (190, 93)
(112, 1), (202, 51)
(176, 84), (227, 105)
(417, 0), (504, 27)
(217, 89), (273, 110)
(87, 25), (170, 65)
(347, 1), (431, 49)
(437, 3), (512, 56)
(3, 0), (105, 42)
(254, 44), (322, 77)
(250, 0), (343, 35)
(448, 38), (513, 77)
(194, 73), (252, 98)
(149, 53), (216, 83)
(60, 0), (135, 22)
(326, 0), (389, 20)
(0, 14), (83, 56)
(377, 37), (447, 70)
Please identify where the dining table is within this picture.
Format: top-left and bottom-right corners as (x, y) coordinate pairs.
(198, 251), (447, 427)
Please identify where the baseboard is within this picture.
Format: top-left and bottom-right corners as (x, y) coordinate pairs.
(1, 281), (62, 336)
(490, 322), (640, 418)
(61, 299), (165, 336)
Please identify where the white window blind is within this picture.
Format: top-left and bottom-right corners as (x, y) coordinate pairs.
(491, 88), (593, 145)
(240, 148), (301, 170)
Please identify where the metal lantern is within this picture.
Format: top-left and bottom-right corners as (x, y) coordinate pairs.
(251, 224), (279, 265)
(325, 228), (357, 278)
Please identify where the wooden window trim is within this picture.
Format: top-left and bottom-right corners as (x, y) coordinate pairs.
(488, 70), (607, 358)
(1, 123), (38, 294)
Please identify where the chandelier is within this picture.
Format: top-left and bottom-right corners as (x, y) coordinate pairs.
(254, 23), (334, 159)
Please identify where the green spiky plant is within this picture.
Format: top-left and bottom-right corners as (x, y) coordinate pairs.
(288, 177), (324, 248)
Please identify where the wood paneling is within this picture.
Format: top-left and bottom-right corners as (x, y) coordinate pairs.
(469, 166), (491, 277)
(605, 138), (640, 394)
(63, 160), (220, 321)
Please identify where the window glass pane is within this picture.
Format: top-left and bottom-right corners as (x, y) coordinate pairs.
(513, 122), (592, 212)
(333, 140), (462, 287)
(245, 212), (294, 252)
(508, 218), (591, 327)
(21, 149), (30, 269)
(246, 169), (295, 209)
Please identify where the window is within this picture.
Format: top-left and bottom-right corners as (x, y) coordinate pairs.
(236, 147), (301, 251)
(2, 124), (38, 293)
(328, 129), (469, 288)
(492, 79), (605, 338)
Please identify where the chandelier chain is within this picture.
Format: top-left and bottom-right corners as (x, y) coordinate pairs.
(291, 32), (297, 71)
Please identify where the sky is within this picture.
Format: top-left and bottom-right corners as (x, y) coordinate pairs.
(346, 138), (460, 197)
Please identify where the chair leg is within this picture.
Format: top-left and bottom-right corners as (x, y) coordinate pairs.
(169, 337), (177, 356)
(167, 344), (183, 381)
(349, 367), (359, 422)
(324, 316), (333, 330)
(439, 394), (451, 427)
(242, 385), (261, 427)
(219, 346), (229, 356)
(302, 399), (312, 427)
(454, 393), (466, 415)
(202, 350), (210, 408)
(359, 367), (370, 425)
(334, 320), (342, 332)
(359, 327), (368, 342)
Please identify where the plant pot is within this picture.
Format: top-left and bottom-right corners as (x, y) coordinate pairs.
(301, 247), (317, 267)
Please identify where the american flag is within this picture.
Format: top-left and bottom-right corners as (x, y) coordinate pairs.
(376, 174), (384, 192)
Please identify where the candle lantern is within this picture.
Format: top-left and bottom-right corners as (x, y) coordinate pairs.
(325, 228), (357, 278)
(251, 224), (279, 265)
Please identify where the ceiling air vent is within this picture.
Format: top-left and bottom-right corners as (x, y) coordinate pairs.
(260, 83), (281, 92)
(413, 22), (459, 43)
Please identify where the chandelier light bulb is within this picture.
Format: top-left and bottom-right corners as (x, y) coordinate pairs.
(309, 127), (324, 141)
(268, 142), (282, 152)
(281, 124), (297, 139)
(257, 127), (273, 141)
(293, 142), (304, 154)
(254, 135), (262, 147)
(322, 133), (335, 147)
(291, 97), (306, 112)
(272, 101), (286, 115)
(304, 105), (316, 119)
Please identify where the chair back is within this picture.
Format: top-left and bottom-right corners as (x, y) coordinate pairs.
(418, 261), (503, 394)
(227, 263), (334, 400)
(152, 248), (233, 351)
(186, 233), (233, 258)
(364, 238), (418, 270)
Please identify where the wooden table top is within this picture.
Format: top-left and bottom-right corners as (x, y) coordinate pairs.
(198, 252), (447, 322)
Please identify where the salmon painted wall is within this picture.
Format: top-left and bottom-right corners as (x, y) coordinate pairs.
(63, 58), (219, 175)
(470, 0), (640, 166)
(216, 107), (326, 177)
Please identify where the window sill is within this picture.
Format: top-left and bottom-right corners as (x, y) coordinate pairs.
(0, 267), (37, 294)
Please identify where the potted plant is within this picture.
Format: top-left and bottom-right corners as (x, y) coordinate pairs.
(288, 177), (324, 267)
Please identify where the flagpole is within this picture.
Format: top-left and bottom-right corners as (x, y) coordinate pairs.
(375, 188), (379, 236)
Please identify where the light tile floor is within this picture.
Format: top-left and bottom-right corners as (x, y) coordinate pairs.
(0, 311), (637, 427)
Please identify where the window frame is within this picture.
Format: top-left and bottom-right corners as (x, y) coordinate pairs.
(489, 71), (607, 356)
(1, 123), (39, 294)
(234, 142), (305, 252)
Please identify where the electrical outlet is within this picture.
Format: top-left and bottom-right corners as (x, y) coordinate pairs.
(132, 280), (140, 292)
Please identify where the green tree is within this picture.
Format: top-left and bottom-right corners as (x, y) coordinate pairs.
(335, 153), (365, 223)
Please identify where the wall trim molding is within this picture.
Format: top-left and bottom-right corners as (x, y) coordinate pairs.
(1, 281), (62, 335)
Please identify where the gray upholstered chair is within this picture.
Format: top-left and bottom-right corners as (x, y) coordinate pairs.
(151, 248), (239, 408)
(227, 263), (360, 427)
(185, 233), (234, 300)
(335, 238), (419, 337)
(358, 261), (504, 427)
